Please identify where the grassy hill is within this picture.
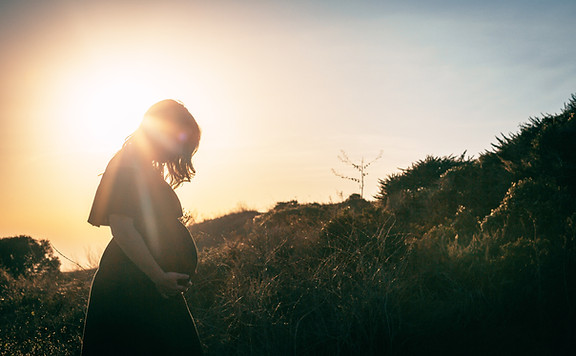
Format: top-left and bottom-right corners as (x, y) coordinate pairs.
(1, 95), (576, 355)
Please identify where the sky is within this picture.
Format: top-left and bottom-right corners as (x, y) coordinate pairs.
(0, 0), (575, 269)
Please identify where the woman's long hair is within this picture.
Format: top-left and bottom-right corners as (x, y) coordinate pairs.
(123, 99), (201, 188)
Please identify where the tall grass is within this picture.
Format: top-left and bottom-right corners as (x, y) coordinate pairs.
(1, 198), (574, 355)
(187, 202), (402, 355)
(184, 198), (575, 355)
(0, 268), (92, 355)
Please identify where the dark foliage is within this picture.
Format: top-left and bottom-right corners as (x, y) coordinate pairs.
(376, 154), (475, 233)
(188, 210), (261, 250)
(0, 268), (93, 355)
(493, 95), (576, 193)
(0, 235), (60, 278)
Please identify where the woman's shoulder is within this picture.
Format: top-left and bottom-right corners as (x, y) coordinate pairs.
(105, 146), (141, 173)
(104, 146), (162, 184)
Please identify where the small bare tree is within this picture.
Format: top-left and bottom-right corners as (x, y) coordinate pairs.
(332, 150), (383, 199)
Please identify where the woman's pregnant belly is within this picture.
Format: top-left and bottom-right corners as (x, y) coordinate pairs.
(141, 219), (199, 278)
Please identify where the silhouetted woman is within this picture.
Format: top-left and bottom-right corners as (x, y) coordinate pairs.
(82, 100), (203, 355)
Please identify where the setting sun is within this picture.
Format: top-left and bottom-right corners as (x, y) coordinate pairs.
(50, 58), (194, 157)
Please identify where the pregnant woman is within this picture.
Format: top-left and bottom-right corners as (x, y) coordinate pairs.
(82, 100), (203, 355)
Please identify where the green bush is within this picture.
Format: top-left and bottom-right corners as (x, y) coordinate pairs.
(0, 236), (60, 278)
(481, 178), (573, 243)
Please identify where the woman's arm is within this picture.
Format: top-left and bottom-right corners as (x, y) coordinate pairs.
(109, 214), (190, 297)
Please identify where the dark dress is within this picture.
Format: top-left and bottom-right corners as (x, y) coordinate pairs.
(82, 147), (203, 355)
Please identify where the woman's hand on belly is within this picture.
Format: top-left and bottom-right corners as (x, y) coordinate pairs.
(109, 214), (191, 297)
(153, 271), (191, 298)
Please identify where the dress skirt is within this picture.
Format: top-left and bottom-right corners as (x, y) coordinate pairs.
(81, 241), (203, 356)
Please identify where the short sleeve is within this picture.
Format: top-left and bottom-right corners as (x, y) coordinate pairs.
(88, 163), (141, 227)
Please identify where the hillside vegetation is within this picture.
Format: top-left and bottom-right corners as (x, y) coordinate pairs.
(1, 95), (576, 355)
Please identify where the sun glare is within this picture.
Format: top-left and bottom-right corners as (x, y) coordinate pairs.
(56, 72), (156, 154)
(47, 53), (201, 158)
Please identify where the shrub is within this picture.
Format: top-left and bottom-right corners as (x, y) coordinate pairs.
(481, 178), (574, 243)
(0, 235), (60, 278)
